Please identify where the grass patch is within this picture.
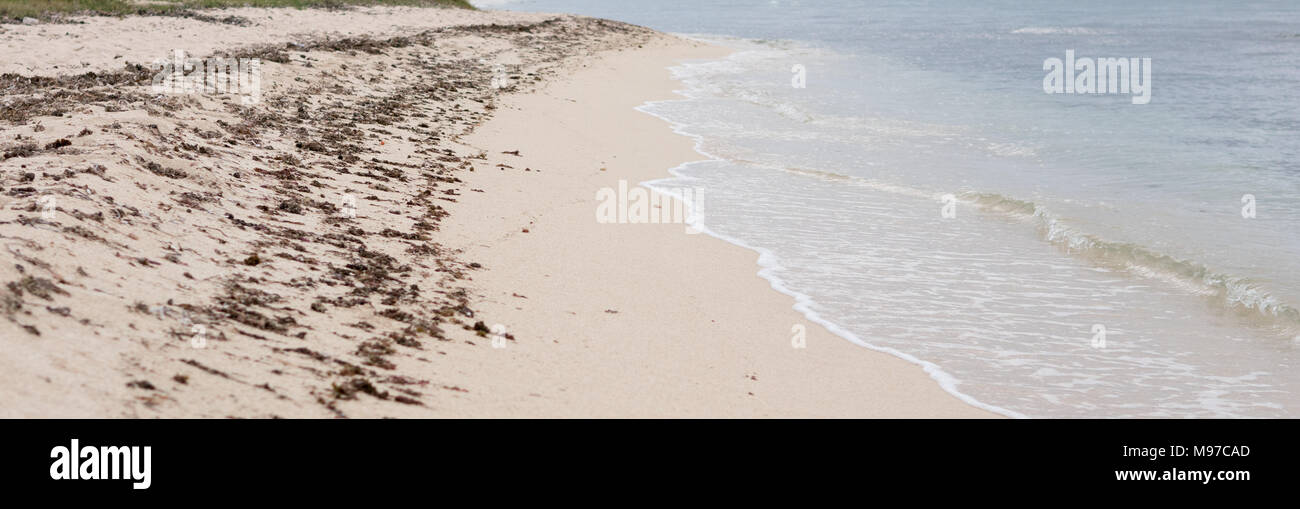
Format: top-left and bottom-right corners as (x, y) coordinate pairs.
(0, 0), (475, 21)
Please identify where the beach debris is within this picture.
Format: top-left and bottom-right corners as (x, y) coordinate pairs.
(0, 13), (658, 418)
(145, 161), (187, 179)
(126, 380), (157, 390)
(8, 276), (68, 301)
(332, 377), (389, 400)
(2, 143), (38, 159)
(181, 359), (232, 380)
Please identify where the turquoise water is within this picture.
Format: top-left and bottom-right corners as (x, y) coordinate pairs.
(480, 0), (1300, 417)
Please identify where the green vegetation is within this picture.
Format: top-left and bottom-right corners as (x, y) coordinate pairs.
(0, 0), (474, 21)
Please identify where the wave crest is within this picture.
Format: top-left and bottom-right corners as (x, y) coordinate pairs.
(1011, 27), (1107, 35)
(962, 192), (1300, 334)
(773, 166), (1300, 335)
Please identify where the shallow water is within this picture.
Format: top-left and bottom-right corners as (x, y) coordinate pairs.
(482, 0), (1300, 417)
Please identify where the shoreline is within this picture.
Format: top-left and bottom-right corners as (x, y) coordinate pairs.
(638, 99), (1021, 418)
(444, 33), (996, 417)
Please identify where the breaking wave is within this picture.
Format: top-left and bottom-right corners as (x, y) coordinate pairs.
(1011, 26), (1109, 35)
(784, 167), (1300, 337)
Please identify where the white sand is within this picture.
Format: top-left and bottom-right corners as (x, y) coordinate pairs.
(0, 7), (993, 418)
(0, 6), (548, 75)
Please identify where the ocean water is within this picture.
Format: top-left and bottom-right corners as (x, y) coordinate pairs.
(478, 0), (1300, 418)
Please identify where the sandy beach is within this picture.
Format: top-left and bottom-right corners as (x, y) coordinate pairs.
(0, 5), (991, 418)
